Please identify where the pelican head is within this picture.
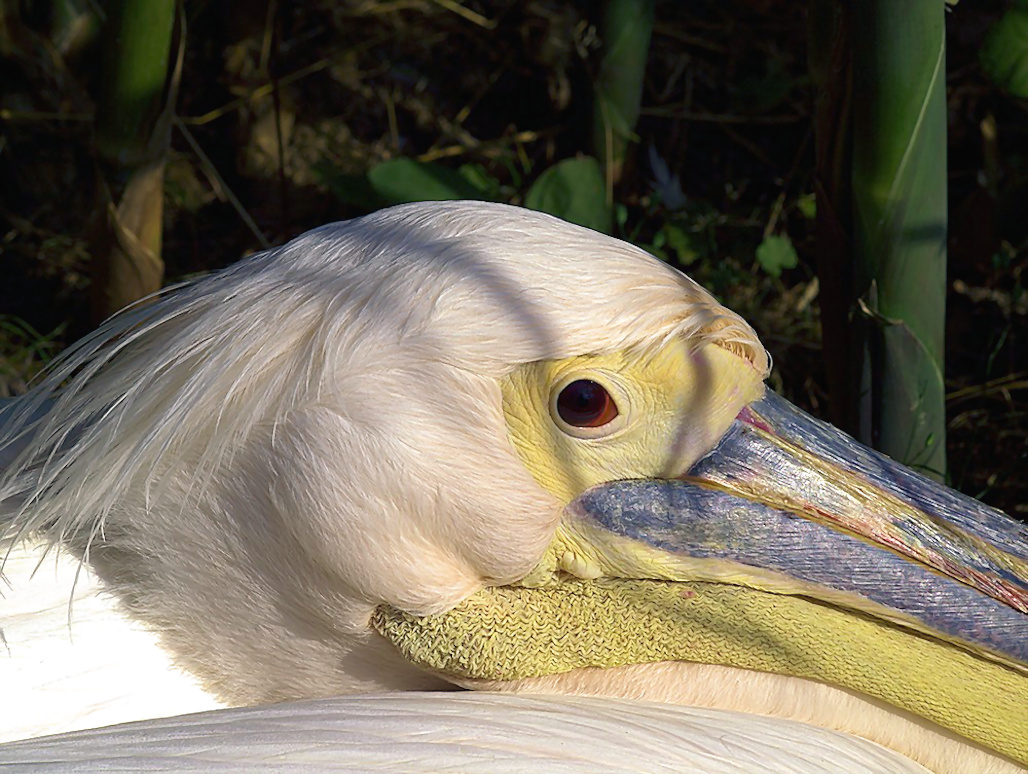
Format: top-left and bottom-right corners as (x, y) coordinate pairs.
(1, 201), (1025, 773)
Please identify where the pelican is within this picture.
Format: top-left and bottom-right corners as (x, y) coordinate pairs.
(0, 201), (1025, 772)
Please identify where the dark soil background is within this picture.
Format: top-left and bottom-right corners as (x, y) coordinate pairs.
(1, 0), (1026, 518)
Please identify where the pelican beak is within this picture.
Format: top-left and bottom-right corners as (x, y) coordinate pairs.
(375, 389), (1028, 766)
(569, 390), (1028, 667)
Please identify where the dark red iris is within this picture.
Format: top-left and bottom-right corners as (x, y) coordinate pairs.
(556, 380), (619, 428)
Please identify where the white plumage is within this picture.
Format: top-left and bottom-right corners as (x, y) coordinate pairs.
(0, 541), (221, 742)
(0, 202), (1024, 773)
(1, 202), (762, 706)
(0, 693), (931, 773)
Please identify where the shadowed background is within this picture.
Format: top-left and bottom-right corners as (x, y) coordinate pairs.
(0, 0), (1025, 518)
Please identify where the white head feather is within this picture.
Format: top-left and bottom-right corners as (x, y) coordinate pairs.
(0, 201), (767, 703)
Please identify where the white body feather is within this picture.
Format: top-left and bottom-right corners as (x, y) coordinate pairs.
(0, 542), (935, 772)
(0, 542), (222, 742)
(0, 693), (932, 773)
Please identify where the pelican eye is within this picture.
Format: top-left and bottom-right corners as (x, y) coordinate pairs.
(556, 380), (619, 428)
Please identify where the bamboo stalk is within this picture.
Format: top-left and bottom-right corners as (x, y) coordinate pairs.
(91, 0), (179, 323)
(850, 0), (948, 479)
(592, 0), (655, 193)
(95, 0), (176, 164)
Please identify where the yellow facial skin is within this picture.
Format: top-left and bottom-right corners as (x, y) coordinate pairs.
(501, 340), (765, 506)
(501, 339), (877, 595)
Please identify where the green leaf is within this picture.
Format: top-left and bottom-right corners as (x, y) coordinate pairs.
(981, 7), (1028, 98)
(645, 228), (667, 260)
(614, 203), (629, 230)
(525, 157), (611, 233)
(796, 193), (817, 220)
(755, 234), (799, 277)
(315, 164), (382, 208)
(855, 299), (946, 481)
(368, 158), (486, 205)
(662, 222), (701, 266)
(458, 163), (502, 199)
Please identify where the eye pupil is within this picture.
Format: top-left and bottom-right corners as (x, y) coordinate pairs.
(556, 380), (618, 428)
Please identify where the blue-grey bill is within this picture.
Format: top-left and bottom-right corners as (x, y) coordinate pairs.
(569, 391), (1028, 665)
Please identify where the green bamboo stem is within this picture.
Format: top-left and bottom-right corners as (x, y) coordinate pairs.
(592, 0), (655, 193)
(91, 0), (178, 323)
(95, 0), (176, 164)
(851, 1), (948, 479)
